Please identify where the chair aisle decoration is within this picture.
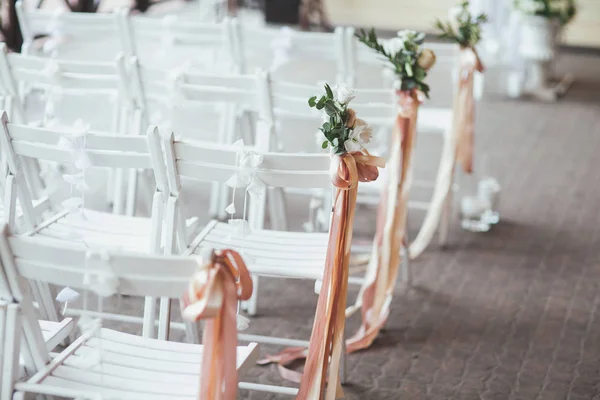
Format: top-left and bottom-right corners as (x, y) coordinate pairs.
(182, 249), (253, 400)
(345, 29), (435, 352)
(298, 84), (384, 398)
(410, 2), (488, 257)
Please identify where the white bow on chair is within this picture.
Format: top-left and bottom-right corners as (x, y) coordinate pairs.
(224, 139), (266, 241)
(269, 27), (293, 72)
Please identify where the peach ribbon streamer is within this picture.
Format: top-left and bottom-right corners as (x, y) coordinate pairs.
(181, 249), (253, 400)
(346, 90), (420, 353)
(257, 151), (383, 399)
(409, 47), (485, 259)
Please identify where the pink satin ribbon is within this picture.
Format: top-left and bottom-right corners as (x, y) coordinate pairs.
(347, 90), (421, 353)
(182, 249), (253, 400)
(456, 46), (485, 174)
(258, 151), (384, 399)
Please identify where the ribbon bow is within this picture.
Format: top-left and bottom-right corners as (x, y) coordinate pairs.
(225, 139), (267, 199)
(56, 119), (91, 214)
(329, 150), (385, 190)
(182, 249), (253, 400)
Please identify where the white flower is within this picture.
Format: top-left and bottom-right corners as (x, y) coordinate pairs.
(380, 37), (404, 56)
(344, 129), (362, 152)
(334, 84), (356, 104)
(355, 121), (374, 145)
(397, 30), (418, 42)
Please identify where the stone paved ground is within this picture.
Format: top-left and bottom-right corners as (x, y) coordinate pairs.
(236, 53), (600, 399)
(39, 2), (600, 397)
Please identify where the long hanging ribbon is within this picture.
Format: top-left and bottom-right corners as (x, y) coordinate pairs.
(257, 151), (383, 399)
(181, 249), (253, 400)
(297, 151), (383, 400)
(346, 90), (420, 353)
(409, 47), (485, 259)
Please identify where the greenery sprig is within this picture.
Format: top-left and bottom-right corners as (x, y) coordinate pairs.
(309, 83), (373, 155)
(513, 0), (576, 25)
(356, 29), (436, 98)
(434, 1), (488, 48)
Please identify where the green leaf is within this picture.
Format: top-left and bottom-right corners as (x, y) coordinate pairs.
(324, 104), (337, 116)
(414, 67), (426, 80)
(321, 141), (328, 149)
(323, 122), (331, 131)
(324, 84), (334, 99)
(308, 96), (317, 107)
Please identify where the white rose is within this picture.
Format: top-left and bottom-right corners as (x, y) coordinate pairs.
(380, 37), (405, 56)
(344, 129), (362, 152)
(397, 29), (418, 41)
(334, 84), (356, 104)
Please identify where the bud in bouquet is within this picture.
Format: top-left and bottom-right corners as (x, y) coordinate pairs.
(417, 49), (436, 70)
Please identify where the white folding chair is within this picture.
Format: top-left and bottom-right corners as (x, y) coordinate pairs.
(0, 114), (169, 338)
(154, 134), (332, 341)
(0, 47), (149, 216)
(121, 14), (238, 72)
(0, 226), (259, 400)
(134, 63), (274, 222)
(16, 1), (126, 60)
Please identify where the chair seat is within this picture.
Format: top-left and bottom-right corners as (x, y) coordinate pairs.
(34, 209), (153, 253)
(187, 220), (329, 280)
(18, 328), (259, 400)
(39, 319), (75, 351)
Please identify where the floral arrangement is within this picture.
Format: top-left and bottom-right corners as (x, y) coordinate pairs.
(309, 83), (373, 154)
(513, 0), (576, 25)
(356, 29), (436, 97)
(434, 1), (488, 48)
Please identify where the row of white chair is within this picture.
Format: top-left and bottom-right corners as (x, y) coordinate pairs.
(16, 3), (480, 91)
(0, 111), (341, 396)
(0, 225), (260, 400)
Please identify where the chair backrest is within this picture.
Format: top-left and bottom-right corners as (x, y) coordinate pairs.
(0, 114), (167, 230)
(159, 131), (331, 250)
(0, 46), (137, 130)
(122, 15), (237, 72)
(0, 223), (203, 376)
(16, 2), (126, 60)
(237, 25), (346, 84)
(136, 64), (273, 145)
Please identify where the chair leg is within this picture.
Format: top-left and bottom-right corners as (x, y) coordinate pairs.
(267, 188), (288, 231)
(125, 169), (138, 217)
(142, 297), (156, 339)
(244, 275), (259, 317)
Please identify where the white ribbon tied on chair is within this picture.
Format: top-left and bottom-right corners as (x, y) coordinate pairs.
(41, 60), (62, 122)
(269, 27), (293, 72)
(42, 9), (67, 56)
(225, 139), (266, 199)
(166, 62), (192, 104)
(84, 250), (119, 298)
(57, 120), (91, 214)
